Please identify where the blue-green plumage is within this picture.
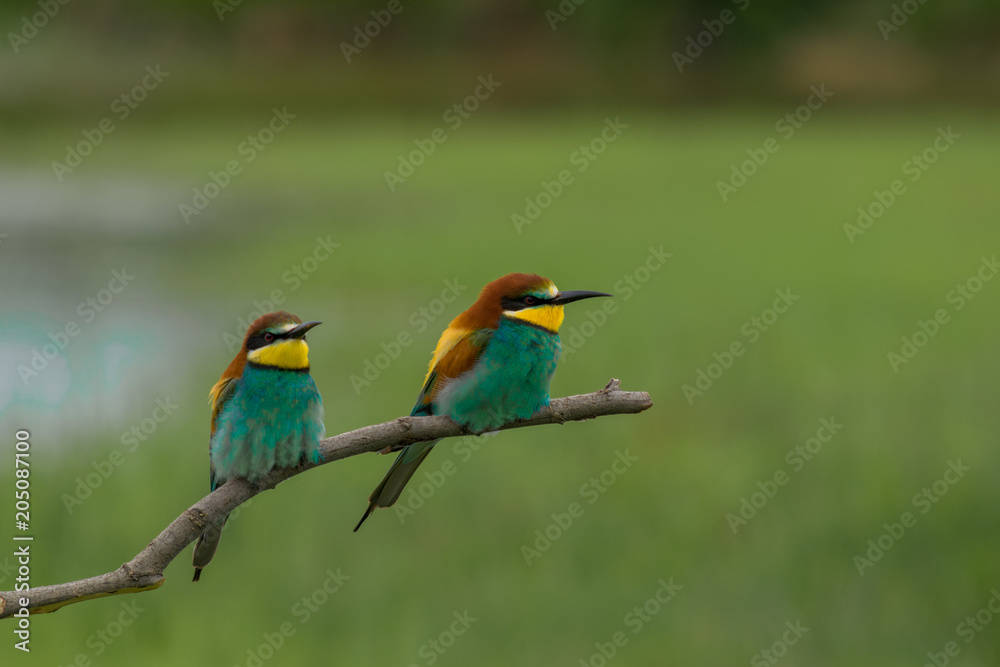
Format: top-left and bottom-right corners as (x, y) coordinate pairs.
(434, 318), (559, 431)
(210, 365), (325, 489)
(394, 319), (559, 467)
(193, 312), (324, 580)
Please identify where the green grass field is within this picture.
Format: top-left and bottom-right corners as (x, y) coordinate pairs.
(2, 109), (999, 666)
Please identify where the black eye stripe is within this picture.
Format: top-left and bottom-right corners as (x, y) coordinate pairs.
(501, 295), (547, 311)
(246, 328), (290, 350)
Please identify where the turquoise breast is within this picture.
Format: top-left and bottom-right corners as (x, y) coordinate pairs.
(210, 365), (325, 487)
(435, 317), (561, 432)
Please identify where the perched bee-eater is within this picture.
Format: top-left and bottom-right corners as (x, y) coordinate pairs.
(354, 273), (610, 530)
(192, 311), (325, 581)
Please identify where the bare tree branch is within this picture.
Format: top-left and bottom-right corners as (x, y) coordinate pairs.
(0, 379), (651, 619)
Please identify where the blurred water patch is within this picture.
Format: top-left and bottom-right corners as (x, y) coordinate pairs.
(0, 169), (212, 448)
(0, 168), (189, 232)
(0, 308), (196, 447)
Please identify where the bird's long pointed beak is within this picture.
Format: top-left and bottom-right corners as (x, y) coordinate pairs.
(550, 290), (613, 306)
(285, 321), (322, 339)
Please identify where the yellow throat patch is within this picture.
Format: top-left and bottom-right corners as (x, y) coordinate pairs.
(248, 339), (310, 370)
(507, 304), (565, 333)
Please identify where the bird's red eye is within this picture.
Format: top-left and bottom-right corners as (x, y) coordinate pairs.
(263, 332), (275, 342)
(524, 296), (537, 305)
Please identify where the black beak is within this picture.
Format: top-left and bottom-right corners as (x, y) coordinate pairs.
(285, 321), (322, 339)
(549, 290), (613, 306)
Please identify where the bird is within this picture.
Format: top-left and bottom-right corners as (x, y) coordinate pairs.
(192, 311), (325, 581)
(354, 273), (610, 530)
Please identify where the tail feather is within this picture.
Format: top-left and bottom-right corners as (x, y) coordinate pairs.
(191, 515), (228, 581)
(354, 440), (438, 531)
(353, 503), (376, 532)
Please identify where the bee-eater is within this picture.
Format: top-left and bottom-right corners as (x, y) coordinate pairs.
(192, 311), (325, 581)
(354, 273), (610, 530)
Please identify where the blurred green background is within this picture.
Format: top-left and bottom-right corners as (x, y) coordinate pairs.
(2, 1), (1000, 666)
